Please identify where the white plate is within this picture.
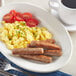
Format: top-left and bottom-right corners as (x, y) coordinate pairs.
(51, 9), (76, 32)
(0, 3), (72, 73)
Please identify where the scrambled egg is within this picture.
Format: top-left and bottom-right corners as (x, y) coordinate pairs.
(0, 21), (52, 49)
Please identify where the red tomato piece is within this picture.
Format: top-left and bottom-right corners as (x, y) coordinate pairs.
(15, 16), (24, 21)
(22, 12), (33, 21)
(10, 10), (16, 16)
(16, 12), (22, 18)
(3, 14), (14, 23)
(26, 18), (39, 27)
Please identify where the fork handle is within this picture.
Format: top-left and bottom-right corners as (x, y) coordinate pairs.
(0, 70), (16, 76)
(8, 66), (35, 76)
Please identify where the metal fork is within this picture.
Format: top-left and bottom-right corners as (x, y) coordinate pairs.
(0, 58), (35, 76)
(0, 70), (15, 76)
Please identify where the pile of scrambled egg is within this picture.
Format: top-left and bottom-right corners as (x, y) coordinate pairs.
(0, 21), (52, 49)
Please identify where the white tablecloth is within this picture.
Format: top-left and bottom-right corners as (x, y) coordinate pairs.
(4, 0), (76, 75)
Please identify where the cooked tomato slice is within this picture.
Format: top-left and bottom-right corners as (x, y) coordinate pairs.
(15, 16), (24, 21)
(10, 10), (16, 16)
(3, 14), (14, 23)
(26, 18), (39, 27)
(22, 12), (33, 21)
(16, 12), (22, 18)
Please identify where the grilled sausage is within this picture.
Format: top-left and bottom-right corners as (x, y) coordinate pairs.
(20, 55), (52, 63)
(28, 39), (55, 47)
(12, 48), (44, 55)
(39, 39), (55, 44)
(29, 41), (61, 50)
(44, 50), (62, 56)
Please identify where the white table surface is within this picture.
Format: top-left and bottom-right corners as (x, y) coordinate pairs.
(4, 0), (76, 76)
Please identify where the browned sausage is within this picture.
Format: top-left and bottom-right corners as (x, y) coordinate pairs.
(20, 55), (52, 63)
(28, 39), (55, 47)
(12, 48), (44, 55)
(29, 41), (61, 50)
(44, 50), (62, 56)
(40, 39), (55, 44)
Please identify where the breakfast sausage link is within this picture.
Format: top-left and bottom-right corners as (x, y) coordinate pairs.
(28, 39), (55, 47)
(29, 41), (61, 50)
(40, 39), (55, 44)
(44, 50), (62, 56)
(20, 55), (52, 63)
(12, 48), (44, 55)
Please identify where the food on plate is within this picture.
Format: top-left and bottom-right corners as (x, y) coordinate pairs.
(3, 14), (14, 23)
(22, 12), (33, 21)
(12, 39), (62, 63)
(3, 10), (39, 27)
(0, 10), (62, 63)
(12, 48), (44, 55)
(28, 39), (55, 47)
(40, 39), (55, 44)
(20, 55), (52, 63)
(28, 41), (61, 50)
(0, 21), (52, 49)
(44, 50), (62, 56)
(26, 18), (39, 27)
